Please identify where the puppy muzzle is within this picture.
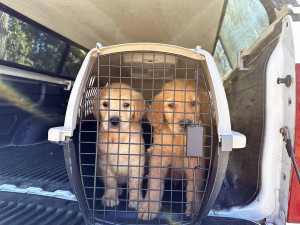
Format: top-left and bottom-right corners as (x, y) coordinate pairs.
(178, 119), (193, 131)
(109, 117), (120, 128)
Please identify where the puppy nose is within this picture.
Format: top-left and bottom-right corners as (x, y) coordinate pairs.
(110, 117), (120, 126)
(178, 119), (192, 129)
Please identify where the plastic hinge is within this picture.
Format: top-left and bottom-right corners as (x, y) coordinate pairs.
(232, 131), (246, 149)
(221, 131), (246, 151)
(221, 134), (233, 151)
(48, 126), (72, 143)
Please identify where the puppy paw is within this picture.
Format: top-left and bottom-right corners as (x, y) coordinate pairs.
(128, 192), (143, 209)
(185, 203), (200, 217)
(101, 193), (119, 207)
(128, 200), (138, 209)
(138, 201), (160, 220)
(185, 208), (192, 217)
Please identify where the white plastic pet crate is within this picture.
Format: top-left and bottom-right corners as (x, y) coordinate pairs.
(49, 43), (246, 225)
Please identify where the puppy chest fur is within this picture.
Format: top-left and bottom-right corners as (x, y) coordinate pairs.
(98, 124), (145, 179)
(152, 133), (189, 173)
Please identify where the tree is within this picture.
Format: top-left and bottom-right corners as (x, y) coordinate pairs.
(61, 45), (87, 78)
(0, 10), (9, 60)
(0, 10), (86, 77)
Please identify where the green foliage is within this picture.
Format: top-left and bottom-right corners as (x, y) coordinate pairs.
(1, 10), (87, 78)
(61, 45), (87, 78)
(219, 0), (269, 67)
(5, 15), (66, 73)
(0, 11), (9, 59)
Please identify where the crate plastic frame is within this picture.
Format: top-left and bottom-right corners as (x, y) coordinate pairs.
(49, 43), (246, 225)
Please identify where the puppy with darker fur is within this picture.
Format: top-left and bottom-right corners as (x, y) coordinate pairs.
(93, 83), (146, 209)
(138, 80), (208, 220)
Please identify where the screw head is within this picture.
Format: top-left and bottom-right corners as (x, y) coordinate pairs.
(282, 173), (286, 180)
(280, 210), (285, 219)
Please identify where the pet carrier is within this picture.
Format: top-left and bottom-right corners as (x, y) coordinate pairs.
(48, 43), (246, 225)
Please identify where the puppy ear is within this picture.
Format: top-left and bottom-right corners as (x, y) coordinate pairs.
(132, 94), (146, 122)
(92, 90), (101, 120)
(148, 92), (164, 128)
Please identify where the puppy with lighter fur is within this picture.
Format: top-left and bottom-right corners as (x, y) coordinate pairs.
(138, 80), (208, 220)
(93, 83), (146, 209)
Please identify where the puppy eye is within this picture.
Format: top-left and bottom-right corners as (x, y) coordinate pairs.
(168, 103), (175, 108)
(190, 101), (195, 106)
(103, 102), (109, 107)
(123, 102), (130, 108)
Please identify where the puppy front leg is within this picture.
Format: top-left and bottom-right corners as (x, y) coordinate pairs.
(98, 155), (119, 207)
(138, 154), (170, 220)
(128, 154), (145, 209)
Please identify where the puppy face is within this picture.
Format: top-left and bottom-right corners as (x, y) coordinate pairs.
(149, 80), (207, 134)
(93, 83), (145, 131)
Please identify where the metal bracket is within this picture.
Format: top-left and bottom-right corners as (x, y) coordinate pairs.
(237, 50), (250, 71)
(63, 80), (73, 90)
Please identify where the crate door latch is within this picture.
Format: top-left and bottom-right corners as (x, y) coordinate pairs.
(187, 126), (204, 157)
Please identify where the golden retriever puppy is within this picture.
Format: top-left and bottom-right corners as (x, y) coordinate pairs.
(93, 83), (146, 209)
(138, 80), (208, 220)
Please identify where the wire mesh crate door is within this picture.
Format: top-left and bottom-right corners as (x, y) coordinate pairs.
(78, 51), (214, 225)
(138, 55), (212, 224)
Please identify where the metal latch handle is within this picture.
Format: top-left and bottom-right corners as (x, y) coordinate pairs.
(280, 126), (300, 184)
